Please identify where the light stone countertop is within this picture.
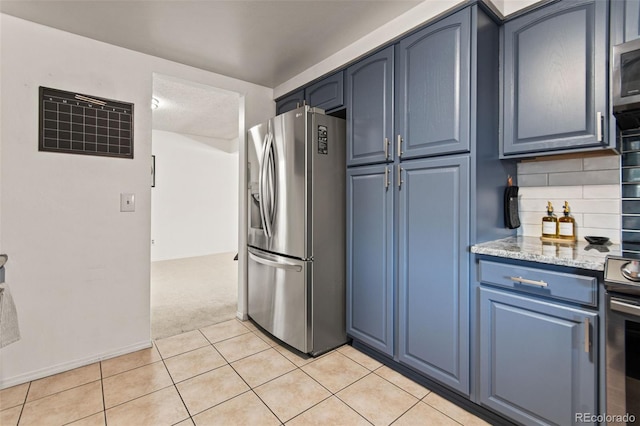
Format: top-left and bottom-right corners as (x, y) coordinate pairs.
(471, 236), (622, 271)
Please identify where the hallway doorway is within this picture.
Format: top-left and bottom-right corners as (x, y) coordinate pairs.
(150, 73), (241, 339)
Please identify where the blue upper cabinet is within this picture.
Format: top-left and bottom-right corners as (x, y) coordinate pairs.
(346, 164), (394, 356)
(501, 0), (610, 157)
(397, 155), (470, 394)
(305, 71), (344, 112)
(396, 8), (471, 159)
(346, 46), (395, 166)
(612, 0), (640, 45)
(275, 89), (304, 116)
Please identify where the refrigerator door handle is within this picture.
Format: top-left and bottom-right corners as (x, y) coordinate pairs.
(262, 130), (275, 238)
(266, 131), (277, 231)
(258, 132), (270, 237)
(248, 251), (303, 272)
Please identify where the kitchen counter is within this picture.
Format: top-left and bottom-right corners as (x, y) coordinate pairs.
(471, 236), (622, 271)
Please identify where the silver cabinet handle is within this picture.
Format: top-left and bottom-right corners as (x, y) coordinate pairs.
(611, 299), (640, 318)
(509, 276), (548, 287)
(584, 317), (590, 354)
(384, 137), (390, 160)
(397, 134), (403, 158)
(384, 167), (390, 189)
(248, 251), (303, 272)
(397, 165), (403, 189)
(596, 112), (603, 142)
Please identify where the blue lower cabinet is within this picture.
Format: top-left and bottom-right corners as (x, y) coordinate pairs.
(397, 155), (470, 394)
(346, 164), (394, 356)
(479, 287), (598, 426)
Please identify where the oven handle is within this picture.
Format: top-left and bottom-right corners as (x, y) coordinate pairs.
(611, 299), (640, 317)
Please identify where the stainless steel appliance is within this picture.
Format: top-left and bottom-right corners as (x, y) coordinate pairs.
(613, 38), (640, 130)
(246, 106), (346, 356)
(604, 256), (640, 425)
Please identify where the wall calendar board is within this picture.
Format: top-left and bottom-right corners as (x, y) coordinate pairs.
(39, 87), (134, 159)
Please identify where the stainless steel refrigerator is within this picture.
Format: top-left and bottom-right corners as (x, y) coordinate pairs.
(247, 105), (346, 356)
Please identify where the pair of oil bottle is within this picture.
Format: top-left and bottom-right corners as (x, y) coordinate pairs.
(542, 201), (576, 240)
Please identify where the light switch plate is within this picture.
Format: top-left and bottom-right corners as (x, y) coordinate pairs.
(120, 193), (135, 212)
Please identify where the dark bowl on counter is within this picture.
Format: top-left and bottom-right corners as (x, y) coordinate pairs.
(584, 236), (610, 245)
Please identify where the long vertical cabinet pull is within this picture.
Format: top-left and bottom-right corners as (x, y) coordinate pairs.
(384, 138), (390, 160)
(397, 135), (403, 158)
(584, 317), (590, 353)
(385, 167), (390, 189)
(596, 112), (603, 142)
(397, 165), (403, 189)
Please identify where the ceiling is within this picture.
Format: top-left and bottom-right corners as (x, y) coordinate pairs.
(152, 75), (240, 144)
(0, 0), (423, 89)
(1, 0), (426, 142)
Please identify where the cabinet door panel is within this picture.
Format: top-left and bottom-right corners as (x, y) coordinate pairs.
(480, 288), (597, 426)
(346, 165), (394, 355)
(397, 8), (471, 159)
(276, 90), (304, 115)
(612, 0), (640, 45)
(346, 47), (394, 166)
(398, 155), (470, 394)
(502, 0), (607, 155)
(306, 72), (344, 112)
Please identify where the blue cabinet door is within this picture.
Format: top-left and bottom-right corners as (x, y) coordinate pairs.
(612, 0), (640, 45)
(479, 287), (598, 426)
(501, 0), (609, 156)
(276, 90), (304, 115)
(306, 71), (344, 112)
(397, 155), (470, 394)
(346, 164), (394, 356)
(396, 8), (471, 159)
(346, 46), (394, 166)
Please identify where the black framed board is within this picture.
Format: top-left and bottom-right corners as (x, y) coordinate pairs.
(39, 86), (134, 159)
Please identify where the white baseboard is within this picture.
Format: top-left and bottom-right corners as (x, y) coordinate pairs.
(0, 340), (152, 390)
(236, 311), (248, 321)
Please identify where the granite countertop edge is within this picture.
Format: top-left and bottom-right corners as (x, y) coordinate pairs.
(470, 236), (622, 272)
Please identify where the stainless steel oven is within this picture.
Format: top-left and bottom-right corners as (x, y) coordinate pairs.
(604, 256), (640, 425)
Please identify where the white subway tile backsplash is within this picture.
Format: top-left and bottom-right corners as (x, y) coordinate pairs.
(566, 199), (620, 214)
(518, 186), (582, 199)
(583, 213), (621, 229)
(583, 155), (620, 171)
(517, 158), (583, 174)
(520, 211), (544, 225)
(583, 184), (621, 199)
(548, 170), (619, 186)
(518, 223), (542, 237)
(517, 174), (548, 187)
(516, 154), (622, 243)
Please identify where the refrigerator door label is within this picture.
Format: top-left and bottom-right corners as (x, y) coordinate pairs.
(318, 125), (328, 155)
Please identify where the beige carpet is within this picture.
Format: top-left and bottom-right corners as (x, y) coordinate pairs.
(151, 252), (238, 339)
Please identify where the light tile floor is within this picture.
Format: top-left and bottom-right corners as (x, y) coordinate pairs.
(0, 319), (491, 426)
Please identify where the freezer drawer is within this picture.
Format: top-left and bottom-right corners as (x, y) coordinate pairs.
(247, 247), (311, 353)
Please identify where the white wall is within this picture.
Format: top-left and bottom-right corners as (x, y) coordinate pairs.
(0, 13), (273, 388)
(151, 130), (238, 261)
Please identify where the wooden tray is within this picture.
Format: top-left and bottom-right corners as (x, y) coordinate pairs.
(540, 236), (576, 244)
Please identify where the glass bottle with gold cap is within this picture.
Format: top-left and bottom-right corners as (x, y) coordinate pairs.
(558, 201), (576, 240)
(542, 201), (558, 238)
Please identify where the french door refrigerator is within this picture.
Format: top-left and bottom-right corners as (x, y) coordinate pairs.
(247, 105), (346, 356)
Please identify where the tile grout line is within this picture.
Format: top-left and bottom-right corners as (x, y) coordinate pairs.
(158, 342), (193, 424)
(291, 365), (376, 426)
(100, 361), (107, 426)
(15, 381), (30, 426)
